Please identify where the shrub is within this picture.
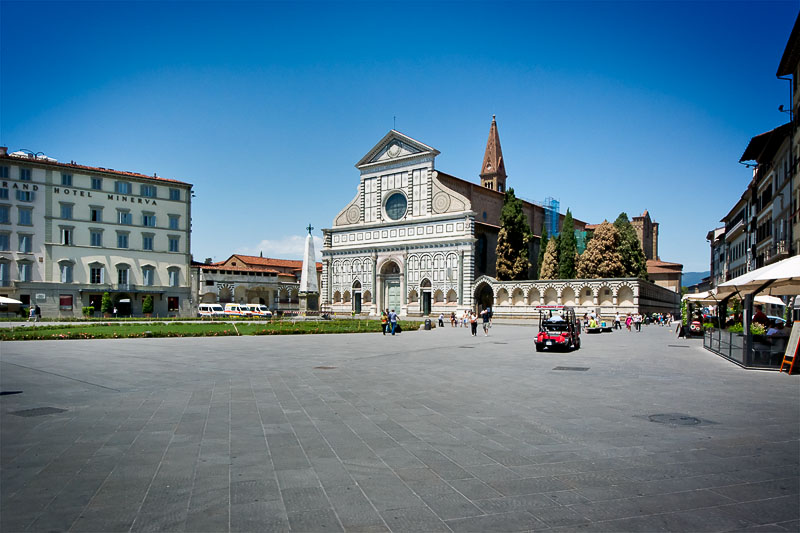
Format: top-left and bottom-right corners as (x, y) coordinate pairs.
(142, 295), (154, 315)
(728, 323), (743, 333)
(101, 292), (113, 314)
(750, 323), (766, 336)
(82, 306), (95, 317)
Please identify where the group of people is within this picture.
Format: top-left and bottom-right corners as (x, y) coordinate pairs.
(379, 309), (399, 335)
(448, 308), (493, 336)
(753, 304), (791, 338)
(27, 305), (41, 322)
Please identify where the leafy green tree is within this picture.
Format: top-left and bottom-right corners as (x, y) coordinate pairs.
(614, 212), (648, 279)
(495, 188), (532, 281)
(539, 238), (560, 279)
(576, 221), (625, 278)
(101, 292), (113, 314)
(558, 209), (577, 279)
(142, 295), (154, 315)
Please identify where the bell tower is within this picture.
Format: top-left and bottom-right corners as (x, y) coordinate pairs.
(479, 115), (507, 192)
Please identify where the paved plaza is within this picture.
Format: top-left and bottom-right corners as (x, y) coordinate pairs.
(1, 323), (798, 532)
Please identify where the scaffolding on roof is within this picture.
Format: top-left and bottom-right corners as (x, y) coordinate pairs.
(543, 197), (560, 237)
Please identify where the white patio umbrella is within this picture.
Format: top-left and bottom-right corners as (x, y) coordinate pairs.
(752, 255), (800, 296)
(754, 295), (786, 306)
(0, 296), (23, 305)
(682, 291), (720, 304)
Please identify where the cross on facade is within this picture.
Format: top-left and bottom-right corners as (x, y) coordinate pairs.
(306, 223), (314, 235)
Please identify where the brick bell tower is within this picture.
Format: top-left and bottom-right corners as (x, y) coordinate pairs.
(479, 115), (507, 192)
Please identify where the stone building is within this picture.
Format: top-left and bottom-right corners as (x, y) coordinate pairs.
(632, 210), (659, 260)
(0, 148), (193, 317)
(193, 254), (321, 314)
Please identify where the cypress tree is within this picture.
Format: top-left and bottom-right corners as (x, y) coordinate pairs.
(576, 221), (625, 278)
(558, 209), (577, 279)
(539, 238), (560, 279)
(614, 212), (649, 279)
(495, 188), (532, 281)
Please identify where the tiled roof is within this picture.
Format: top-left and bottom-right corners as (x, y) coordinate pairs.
(231, 254), (323, 270)
(647, 259), (683, 274)
(0, 153), (191, 186)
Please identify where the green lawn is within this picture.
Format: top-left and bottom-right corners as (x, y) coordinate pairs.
(0, 320), (416, 341)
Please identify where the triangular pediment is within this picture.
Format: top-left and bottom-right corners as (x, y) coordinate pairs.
(356, 130), (440, 169)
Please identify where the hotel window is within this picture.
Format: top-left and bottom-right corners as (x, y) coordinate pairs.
(16, 190), (34, 202)
(60, 203), (73, 220)
(90, 265), (104, 284)
(117, 209), (132, 225)
(90, 230), (103, 247)
(142, 234), (154, 251)
(168, 296), (179, 311)
(59, 294), (73, 310)
(168, 268), (179, 287)
(61, 173), (72, 186)
(117, 232), (129, 249)
(60, 263), (74, 283)
(141, 184), (157, 198)
(19, 168), (31, 181)
(0, 166), (8, 178)
(18, 261), (31, 281)
(18, 207), (32, 225)
(115, 181), (132, 194)
(90, 206), (103, 222)
(0, 232), (8, 251)
(91, 177), (103, 190)
(117, 267), (129, 286)
(142, 266), (155, 286)
(142, 212), (156, 227)
(60, 227), (73, 246)
(0, 206), (9, 223)
(0, 261), (9, 285)
(0, 188), (7, 200)
(168, 215), (179, 230)
(168, 236), (180, 252)
(169, 188), (180, 201)
(18, 234), (31, 253)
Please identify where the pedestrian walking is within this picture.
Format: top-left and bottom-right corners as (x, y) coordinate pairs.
(35, 305), (41, 322)
(389, 309), (398, 335)
(381, 310), (388, 335)
(438, 313), (444, 328)
(614, 312), (621, 330)
(634, 314), (642, 332)
(625, 314), (632, 331)
(450, 312), (457, 327)
(481, 308), (490, 336)
(470, 311), (479, 336)
(28, 306), (36, 322)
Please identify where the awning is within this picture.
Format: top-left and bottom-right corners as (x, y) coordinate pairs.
(754, 295), (786, 306)
(718, 255), (800, 298)
(682, 291), (720, 304)
(0, 296), (23, 305)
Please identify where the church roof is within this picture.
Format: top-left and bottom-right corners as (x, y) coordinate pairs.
(646, 259), (683, 274)
(355, 130), (440, 170)
(480, 115), (506, 179)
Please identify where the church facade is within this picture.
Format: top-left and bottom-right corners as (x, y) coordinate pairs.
(321, 118), (680, 318)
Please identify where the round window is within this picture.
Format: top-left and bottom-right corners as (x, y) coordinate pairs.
(385, 192), (407, 220)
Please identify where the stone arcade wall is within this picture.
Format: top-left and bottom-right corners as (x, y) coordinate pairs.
(472, 276), (680, 319)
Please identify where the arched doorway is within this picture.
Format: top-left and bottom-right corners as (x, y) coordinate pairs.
(420, 278), (432, 315)
(352, 280), (362, 314)
(114, 294), (131, 316)
(474, 282), (493, 311)
(380, 260), (401, 313)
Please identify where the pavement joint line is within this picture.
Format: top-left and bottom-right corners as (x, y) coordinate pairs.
(0, 361), (121, 392)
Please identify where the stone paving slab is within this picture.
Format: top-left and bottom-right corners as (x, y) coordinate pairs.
(1, 324), (799, 532)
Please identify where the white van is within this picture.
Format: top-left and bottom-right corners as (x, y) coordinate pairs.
(224, 303), (251, 317)
(198, 303), (225, 318)
(246, 304), (273, 318)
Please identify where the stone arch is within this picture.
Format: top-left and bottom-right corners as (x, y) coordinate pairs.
(496, 288), (509, 306)
(512, 287), (525, 306)
(408, 289), (419, 303)
(578, 286), (594, 306)
(234, 285), (247, 302)
(379, 258), (402, 275)
(433, 289), (444, 303)
(617, 285), (634, 307)
(218, 285), (233, 303)
(544, 287), (558, 306)
(474, 281), (494, 310)
(420, 278), (432, 288)
(343, 290), (351, 303)
(598, 285), (613, 306)
(201, 292), (217, 303)
(290, 289), (298, 303)
(446, 289), (458, 304)
(561, 286), (576, 307)
(333, 290), (341, 303)
(527, 287), (541, 305)
(352, 279), (362, 289)
(362, 290), (372, 303)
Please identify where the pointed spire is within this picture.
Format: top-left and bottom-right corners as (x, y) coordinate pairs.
(480, 115), (507, 191)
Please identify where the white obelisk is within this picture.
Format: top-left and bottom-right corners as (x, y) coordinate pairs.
(298, 224), (319, 313)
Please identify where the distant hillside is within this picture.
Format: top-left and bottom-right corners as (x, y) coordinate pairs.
(682, 271), (710, 287)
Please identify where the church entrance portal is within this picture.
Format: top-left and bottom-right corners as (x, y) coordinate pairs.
(381, 260), (402, 313)
(475, 283), (493, 311)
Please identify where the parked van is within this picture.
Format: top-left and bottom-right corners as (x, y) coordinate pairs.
(224, 303), (251, 317)
(246, 304), (273, 318)
(198, 303), (225, 318)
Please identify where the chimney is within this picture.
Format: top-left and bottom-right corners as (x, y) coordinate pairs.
(0, 147), (7, 156)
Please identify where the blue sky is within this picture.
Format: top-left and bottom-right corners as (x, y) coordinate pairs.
(2, 0), (797, 272)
